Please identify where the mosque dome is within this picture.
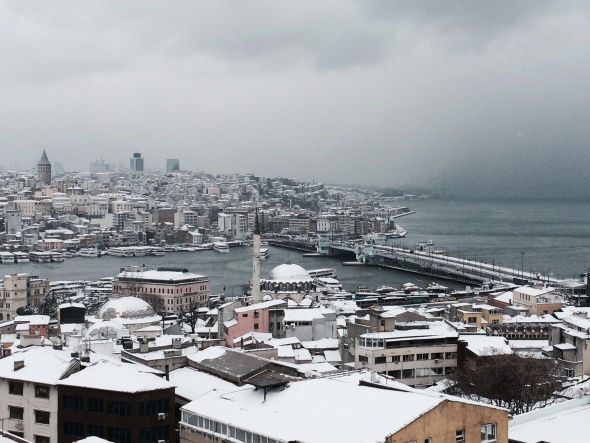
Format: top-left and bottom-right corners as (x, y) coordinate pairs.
(268, 263), (313, 282)
(98, 296), (155, 320)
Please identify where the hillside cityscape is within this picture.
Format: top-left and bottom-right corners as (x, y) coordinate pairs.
(0, 152), (587, 443)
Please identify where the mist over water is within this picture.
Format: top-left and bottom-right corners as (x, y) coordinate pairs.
(401, 198), (590, 280)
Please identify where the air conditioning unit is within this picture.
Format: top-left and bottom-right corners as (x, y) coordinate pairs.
(434, 359), (440, 363)
(158, 413), (166, 420)
(15, 420), (23, 431)
(290, 324), (295, 329)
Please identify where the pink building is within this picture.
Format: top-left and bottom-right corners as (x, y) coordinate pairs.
(112, 267), (211, 313)
(224, 300), (286, 347)
(36, 239), (64, 250)
(15, 315), (51, 339)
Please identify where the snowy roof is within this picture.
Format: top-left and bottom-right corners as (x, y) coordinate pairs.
(361, 321), (458, 341)
(116, 269), (206, 282)
(514, 286), (556, 296)
(169, 366), (246, 402)
(323, 350), (342, 363)
(234, 300), (285, 313)
(187, 346), (228, 364)
(283, 308), (326, 322)
(58, 360), (173, 393)
(0, 347), (78, 384)
(493, 291), (513, 303)
(97, 296), (155, 319)
(460, 335), (513, 356)
(267, 263), (313, 281)
(15, 315), (51, 325)
(181, 371), (502, 442)
(301, 338), (339, 349)
(509, 397), (590, 443)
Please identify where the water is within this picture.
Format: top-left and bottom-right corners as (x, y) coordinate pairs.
(2, 198), (587, 292)
(399, 198), (590, 281)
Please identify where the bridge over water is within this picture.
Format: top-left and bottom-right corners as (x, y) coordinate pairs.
(269, 237), (563, 287)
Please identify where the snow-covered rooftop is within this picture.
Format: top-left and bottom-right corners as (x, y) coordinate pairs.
(57, 360), (173, 393)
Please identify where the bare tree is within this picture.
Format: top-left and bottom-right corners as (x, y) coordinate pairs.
(178, 298), (201, 334)
(450, 352), (561, 415)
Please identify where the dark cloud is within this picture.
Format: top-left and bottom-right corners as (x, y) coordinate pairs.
(0, 1), (589, 198)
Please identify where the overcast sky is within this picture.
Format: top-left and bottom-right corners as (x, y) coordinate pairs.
(1, 1), (589, 198)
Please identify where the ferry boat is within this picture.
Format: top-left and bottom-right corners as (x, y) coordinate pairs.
(106, 247), (135, 257)
(307, 268), (337, 279)
(50, 251), (65, 262)
(212, 242), (230, 253)
(78, 248), (100, 258)
(0, 251), (14, 264)
(29, 251), (52, 263)
(13, 252), (29, 263)
(259, 247), (269, 260)
(315, 277), (343, 293)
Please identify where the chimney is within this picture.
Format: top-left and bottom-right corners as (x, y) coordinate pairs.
(14, 360), (25, 371)
(139, 340), (149, 353)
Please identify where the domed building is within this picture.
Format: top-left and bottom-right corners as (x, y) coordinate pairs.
(88, 296), (161, 334)
(258, 262), (317, 303)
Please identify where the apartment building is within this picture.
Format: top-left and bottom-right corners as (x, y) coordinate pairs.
(354, 320), (459, 387)
(0, 347), (80, 442)
(0, 274), (50, 322)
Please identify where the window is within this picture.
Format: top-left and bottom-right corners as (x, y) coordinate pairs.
(359, 355), (368, 363)
(34, 436), (50, 443)
(87, 398), (103, 413)
(431, 352), (444, 360)
(391, 355), (401, 362)
(107, 401), (131, 416)
(415, 368), (430, 377)
(456, 429), (465, 442)
(403, 354), (414, 362)
(445, 352), (457, 359)
(254, 323), (259, 330)
(35, 384), (50, 399)
(375, 356), (386, 364)
(9, 406), (24, 420)
(9, 381), (23, 395)
(254, 311), (259, 318)
(140, 426), (169, 443)
(416, 353), (429, 360)
(107, 427), (131, 443)
(468, 316), (477, 323)
(63, 395), (84, 410)
(402, 369), (415, 378)
(242, 313), (248, 317)
(35, 410), (50, 424)
(88, 425), (103, 437)
(63, 422), (84, 437)
(140, 399), (169, 416)
(481, 423), (496, 442)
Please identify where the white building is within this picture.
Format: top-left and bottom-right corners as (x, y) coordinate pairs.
(0, 347), (80, 442)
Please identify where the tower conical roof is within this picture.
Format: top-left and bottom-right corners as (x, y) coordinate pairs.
(39, 149), (49, 163)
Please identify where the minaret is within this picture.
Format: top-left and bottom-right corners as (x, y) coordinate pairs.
(38, 150), (52, 185)
(252, 207), (261, 301)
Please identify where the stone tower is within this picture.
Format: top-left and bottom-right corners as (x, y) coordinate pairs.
(38, 150), (52, 185)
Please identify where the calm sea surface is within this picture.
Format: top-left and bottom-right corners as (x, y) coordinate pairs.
(2, 199), (588, 293)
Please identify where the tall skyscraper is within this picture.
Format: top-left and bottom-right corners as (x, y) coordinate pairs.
(38, 150), (52, 184)
(166, 159), (180, 173)
(130, 152), (144, 171)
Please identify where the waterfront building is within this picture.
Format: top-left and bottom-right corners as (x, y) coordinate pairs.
(0, 273), (50, 322)
(37, 150), (52, 185)
(112, 267), (211, 313)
